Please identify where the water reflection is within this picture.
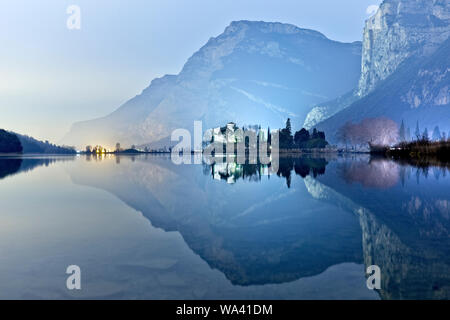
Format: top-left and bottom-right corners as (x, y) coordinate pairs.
(313, 156), (450, 299)
(0, 156), (74, 180)
(205, 155), (449, 189)
(206, 156), (328, 187)
(339, 156), (449, 188)
(65, 154), (450, 299)
(340, 158), (400, 188)
(68, 155), (363, 286)
(1, 154), (449, 299)
(0, 158), (22, 179)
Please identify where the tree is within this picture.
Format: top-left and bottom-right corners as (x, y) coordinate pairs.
(432, 126), (441, 141)
(306, 128), (328, 148)
(0, 130), (23, 153)
(361, 117), (398, 146)
(285, 118), (292, 136)
(115, 142), (121, 152)
(279, 129), (293, 149)
(294, 128), (310, 147)
(399, 120), (406, 142)
(279, 119), (294, 149)
(293, 128), (327, 149)
(422, 128), (429, 141)
(415, 121), (420, 140)
(406, 127), (411, 142)
(338, 118), (398, 148)
(337, 122), (352, 149)
(85, 145), (92, 153)
(93, 145), (104, 153)
(337, 121), (368, 148)
(267, 127), (271, 146)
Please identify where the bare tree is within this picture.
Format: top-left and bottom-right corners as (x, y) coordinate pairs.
(337, 117), (399, 149)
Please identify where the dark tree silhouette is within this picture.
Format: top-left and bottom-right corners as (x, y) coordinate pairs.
(285, 118), (292, 136)
(422, 128), (429, 141)
(294, 128), (310, 146)
(293, 127), (327, 149)
(16, 134), (75, 154)
(0, 130), (23, 153)
(399, 120), (406, 142)
(415, 121), (421, 140)
(279, 119), (294, 149)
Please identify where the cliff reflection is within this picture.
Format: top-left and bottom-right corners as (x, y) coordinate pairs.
(66, 154), (450, 299)
(68, 155), (362, 286)
(316, 157), (450, 299)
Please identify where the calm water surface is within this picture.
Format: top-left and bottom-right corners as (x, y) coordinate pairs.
(0, 154), (449, 299)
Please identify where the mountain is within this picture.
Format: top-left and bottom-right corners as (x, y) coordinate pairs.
(303, 90), (359, 129)
(311, 0), (450, 142)
(316, 36), (450, 142)
(62, 21), (362, 148)
(357, 0), (450, 97)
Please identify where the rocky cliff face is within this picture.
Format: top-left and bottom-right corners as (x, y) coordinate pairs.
(357, 0), (450, 96)
(303, 91), (358, 129)
(401, 58), (450, 108)
(315, 35), (450, 142)
(62, 21), (361, 148)
(313, 0), (450, 142)
(304, 0), (450, 131)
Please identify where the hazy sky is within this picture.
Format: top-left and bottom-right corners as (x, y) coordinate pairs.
(0, 0), (381, 142)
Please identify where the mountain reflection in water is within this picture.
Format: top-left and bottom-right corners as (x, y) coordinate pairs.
(0, 154), (448, 299)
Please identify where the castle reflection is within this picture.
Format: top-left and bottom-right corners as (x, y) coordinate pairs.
(206, 156), (328, 187)
(1, 154), (448, 299)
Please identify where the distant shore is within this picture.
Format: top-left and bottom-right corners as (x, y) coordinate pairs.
(2, 141), (449, 164)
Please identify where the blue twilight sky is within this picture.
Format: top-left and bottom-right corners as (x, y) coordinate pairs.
(0, 0), (381, 142)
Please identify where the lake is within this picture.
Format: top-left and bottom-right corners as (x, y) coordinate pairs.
(0, 154), (449, 299)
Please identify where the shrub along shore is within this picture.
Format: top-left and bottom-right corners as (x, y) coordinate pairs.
(386, 140), (450, 164)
